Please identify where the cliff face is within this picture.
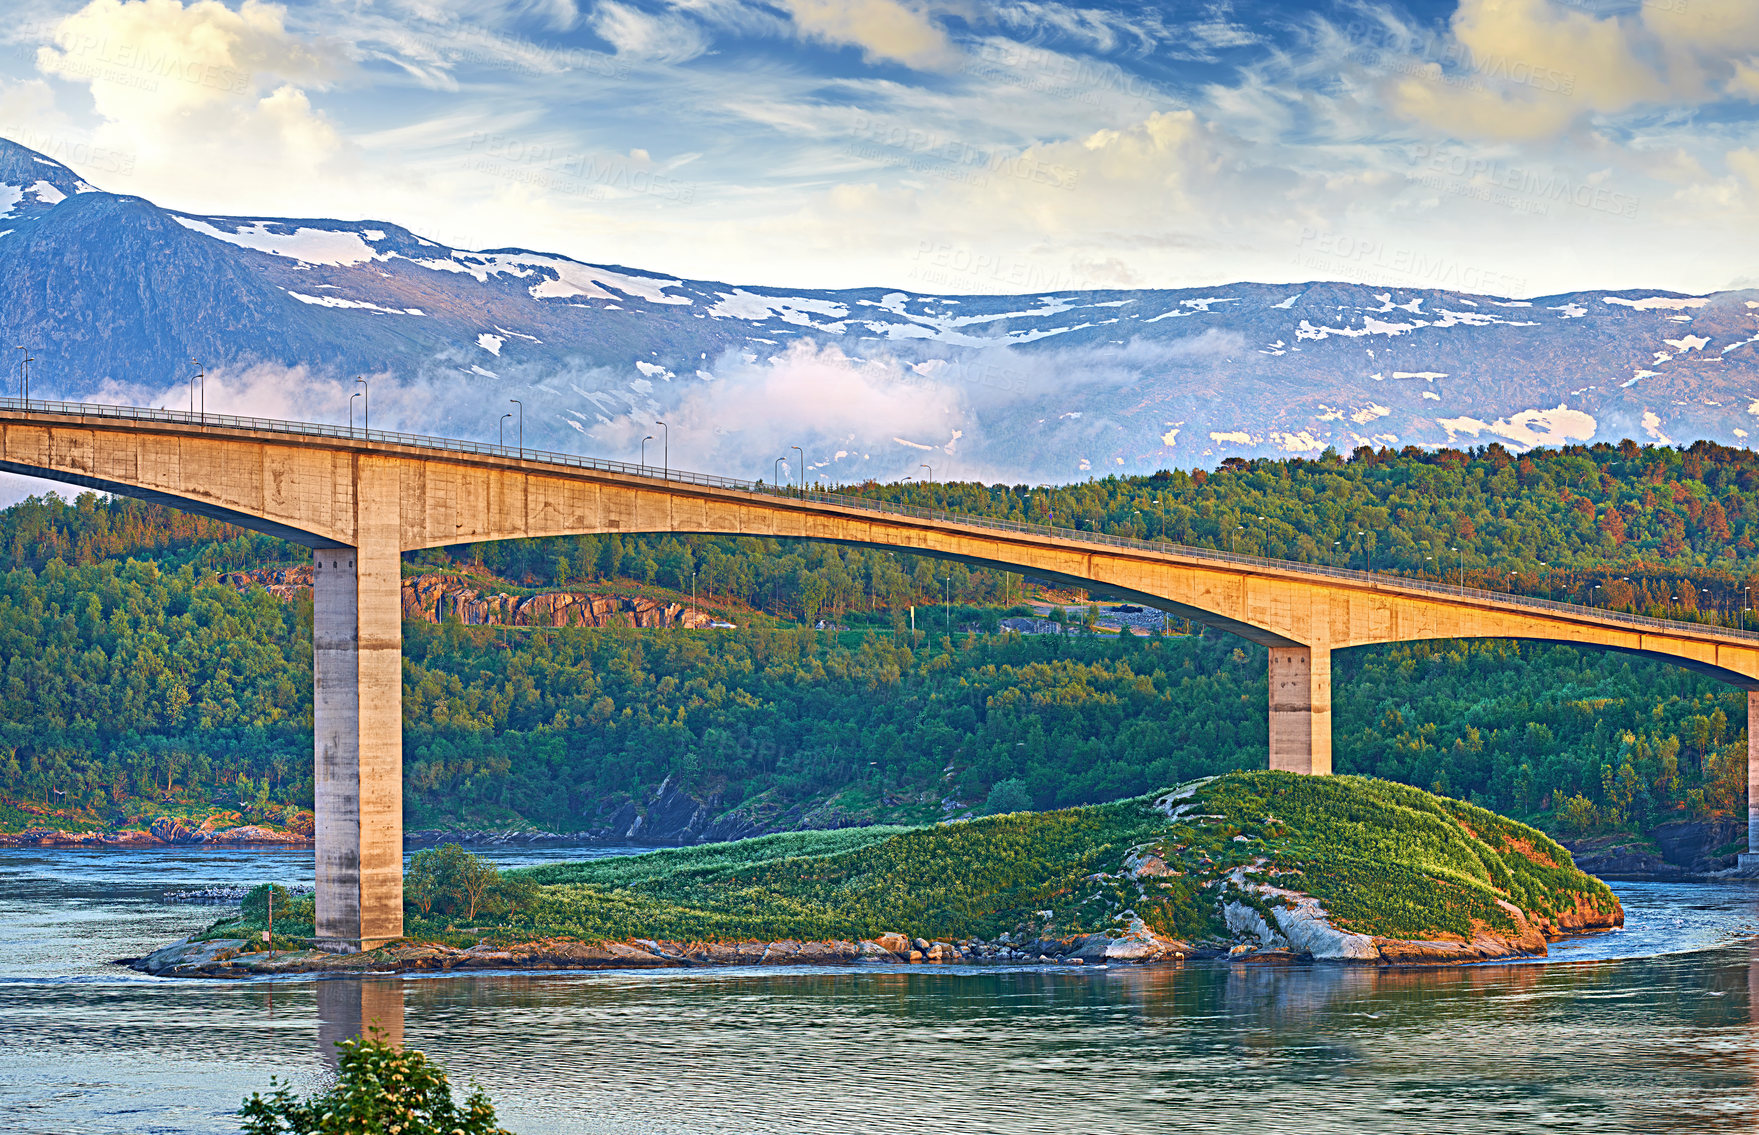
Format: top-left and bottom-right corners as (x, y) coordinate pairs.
(1563, 818), (1748, 879)
(221, 567), (720, 630)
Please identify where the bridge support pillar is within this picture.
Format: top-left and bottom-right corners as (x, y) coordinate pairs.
(1269, 645), (1331, 775)
(1747, 691), (1759, 860)
(312, 466), (404, 951)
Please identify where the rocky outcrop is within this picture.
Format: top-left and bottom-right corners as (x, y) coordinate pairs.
(1562, 818), (1748, 879)
(221, 568), (721, 630)
(0, 821), (306, 847)
(132, 928), (1203, 978)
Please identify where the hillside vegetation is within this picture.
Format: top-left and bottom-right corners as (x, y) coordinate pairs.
(1, 438), (1756, 842)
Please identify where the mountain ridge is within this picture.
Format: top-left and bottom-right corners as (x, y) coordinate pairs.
(0, 136), (1753, 482)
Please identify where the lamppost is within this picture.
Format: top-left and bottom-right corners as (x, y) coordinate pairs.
(15, 345), (29, 408)
(509, 399), (523, 458)
(791, 446), (804, 495)
(502, 413), (513, 450)
(642, 434), (654, 471)
(655, 420), (667, 478)
(350, 391), (361, 433)
(188, 359), (202, 420)
(921, 464), (933, 483)
(774, 457), (786, 489)
(356, 377), (369, 434)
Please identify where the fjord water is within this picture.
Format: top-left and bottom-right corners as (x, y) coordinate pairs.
(4, 848), (1759, 1135)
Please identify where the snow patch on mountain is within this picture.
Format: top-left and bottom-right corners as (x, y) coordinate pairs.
(174, 216), (383, 266)
(1603, 296), (1710, 311)
(709, 290), (850, 324)
(286, 290), (424, 316)
(477, 333), (504, 355)
(1436, 405), (1596, 447)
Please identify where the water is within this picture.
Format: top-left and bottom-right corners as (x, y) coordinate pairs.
(4, 848), (1759, 1134)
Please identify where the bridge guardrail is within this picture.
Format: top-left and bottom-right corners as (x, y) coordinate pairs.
(3, 395), (1756, 646)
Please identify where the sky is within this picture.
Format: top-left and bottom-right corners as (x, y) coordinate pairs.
(0, 0), (1757, 299)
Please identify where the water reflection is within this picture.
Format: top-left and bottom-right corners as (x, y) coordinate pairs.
(315, 979), (405, 1069)
(5, 849), (1759, 1134)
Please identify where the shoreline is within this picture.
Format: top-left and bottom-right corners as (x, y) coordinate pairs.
(129, 914), (1626, 979)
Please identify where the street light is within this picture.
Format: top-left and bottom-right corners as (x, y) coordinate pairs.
(350, 391), (361, 432)
(642, 434), (655, 470)
(502, 413), (514, 450)
(791, 446), (804, 495)
(921, 464), (933, 483)
(189, 358), (203, 421)
(655, 419), (667, 477)
(509, 399), (523, 458)
(774, 457), (786, 489)
(15, 345), (30, 408)
(356, 377), (369, 434)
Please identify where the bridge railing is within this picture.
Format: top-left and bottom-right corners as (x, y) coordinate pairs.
(5, 395), (1757, 646)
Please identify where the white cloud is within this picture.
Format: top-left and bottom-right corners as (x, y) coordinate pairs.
(33, 0), (347, 211)
(590, 1), (710, 63)
(1385, 0), (1759, 141)
(775, 0), (955, 69)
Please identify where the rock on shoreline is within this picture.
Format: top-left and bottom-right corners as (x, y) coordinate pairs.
(130, 906), (1622, 979)
(0, 822), (307, 848)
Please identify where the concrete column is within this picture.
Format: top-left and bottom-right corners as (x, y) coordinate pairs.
(313, 459), (403, 950)
(1268, 644), (1332, 775)
(1747, 691), (1759, 862)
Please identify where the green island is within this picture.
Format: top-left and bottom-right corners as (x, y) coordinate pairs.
(134, 771), (1623, 977)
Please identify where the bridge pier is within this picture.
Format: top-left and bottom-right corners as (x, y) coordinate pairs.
(312, 471), (404, 950)
(1748, 691), (1759, 860)
(1269, 645), (1332, 775)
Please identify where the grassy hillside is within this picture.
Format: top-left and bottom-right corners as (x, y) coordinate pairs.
(293, 772), (1611, 949)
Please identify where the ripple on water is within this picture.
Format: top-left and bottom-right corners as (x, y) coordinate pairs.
(2, 850), (1759, 1133)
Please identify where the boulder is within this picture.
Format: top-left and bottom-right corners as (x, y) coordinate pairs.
(134, 937), (247, 975)
(1269, 897), (1380, 961)
(149, 817), (200, 844)
(874, 932), (912, 955)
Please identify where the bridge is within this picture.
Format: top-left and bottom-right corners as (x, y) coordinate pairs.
(1, 399), (1755, 947)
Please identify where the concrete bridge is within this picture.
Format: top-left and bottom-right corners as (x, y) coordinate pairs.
(1, 400), (1755, 947)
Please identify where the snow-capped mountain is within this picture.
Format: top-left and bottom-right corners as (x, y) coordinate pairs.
(1, 136), (1754, 484)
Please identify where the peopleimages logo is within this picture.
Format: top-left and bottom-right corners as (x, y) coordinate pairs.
(1408, 146), (1640, 219)
(464, 133), (696, 204)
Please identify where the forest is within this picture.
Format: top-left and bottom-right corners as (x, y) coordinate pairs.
(0, 436), (1755, 840)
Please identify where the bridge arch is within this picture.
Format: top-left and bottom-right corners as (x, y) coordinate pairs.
(2, 402), (1755, 946)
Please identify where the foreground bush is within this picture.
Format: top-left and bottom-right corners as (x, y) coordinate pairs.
(239, 1032), (512, 1135)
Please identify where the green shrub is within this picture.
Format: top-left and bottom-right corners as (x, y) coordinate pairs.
(407, 843), (505, 923)
(984, 778), (1034, 815)
(239, 1031), (511, 1135)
